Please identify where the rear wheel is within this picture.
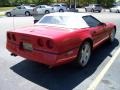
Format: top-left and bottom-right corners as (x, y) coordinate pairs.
(76, 41), (92, 67)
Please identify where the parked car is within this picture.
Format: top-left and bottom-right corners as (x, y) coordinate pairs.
(33, 5), (54, 15)
(6, 12), (116, 67)
(51, 3), (68, 12)
(85, 4), (102, 12)
(5, 5), (34, 17)
(109, 6), (120, 13)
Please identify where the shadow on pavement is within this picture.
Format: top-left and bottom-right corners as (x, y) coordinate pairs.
(10, 39), (119, 90)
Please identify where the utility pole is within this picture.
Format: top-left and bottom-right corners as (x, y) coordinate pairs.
(74, 0), (76, 9)
(69, 0), (71, 8)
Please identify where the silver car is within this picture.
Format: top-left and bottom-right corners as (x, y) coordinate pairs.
(33, 5), (54, 15)
(85, 4), (102, 12)
(52, 3), (67, 12)
(110, 6), (120, 13)
(5, 5), (34, 17)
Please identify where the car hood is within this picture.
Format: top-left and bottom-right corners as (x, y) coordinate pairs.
(14, 25), (73, 39)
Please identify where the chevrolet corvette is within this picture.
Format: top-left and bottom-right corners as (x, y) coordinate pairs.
(6, 12), (116, 67)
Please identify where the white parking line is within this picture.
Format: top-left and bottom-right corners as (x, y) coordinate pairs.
(87, 47), (120, 90)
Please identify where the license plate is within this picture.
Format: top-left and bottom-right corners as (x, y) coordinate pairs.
(22, 42), (33, 51)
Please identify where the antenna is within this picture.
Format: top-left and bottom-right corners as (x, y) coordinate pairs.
(12, 8), (15, 31)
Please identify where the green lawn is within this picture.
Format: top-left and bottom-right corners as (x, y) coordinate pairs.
(0, 13), (4, 16)
(0, 7), (15, 12)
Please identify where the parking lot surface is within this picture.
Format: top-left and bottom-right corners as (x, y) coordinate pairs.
(0, 12), (120, 90)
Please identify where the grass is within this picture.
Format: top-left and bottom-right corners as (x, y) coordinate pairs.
(0, 7), (15, 12)
(0, 13), (4, 16)
(0, 7), (15, 16)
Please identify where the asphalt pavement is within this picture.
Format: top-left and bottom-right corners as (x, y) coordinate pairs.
(0, 12), (120, 90)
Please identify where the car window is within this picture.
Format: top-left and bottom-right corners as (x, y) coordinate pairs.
(41, 5), (45, 8)
(16, 6), (21, 9)
(21, 6), (26, 9)
(54, 5), (60, 7)
(95, 5), (101, 7)
(83, 15), (101, 27)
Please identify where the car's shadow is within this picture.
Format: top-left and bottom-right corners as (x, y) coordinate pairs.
(10, 39), (119, 90)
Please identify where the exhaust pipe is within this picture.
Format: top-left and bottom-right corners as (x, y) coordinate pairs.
(11, 53), (17, 57)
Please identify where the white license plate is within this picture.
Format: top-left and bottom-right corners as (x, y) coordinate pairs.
(22, 42), (33, 51)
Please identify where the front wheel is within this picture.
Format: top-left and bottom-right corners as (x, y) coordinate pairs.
(85, 8), (87, 12)
(109, 29), (116, 43)
(59, 9), (64, 12)
(116, 10), (119, 13)
(91, 9), (94, 12)
(25, 11), (30, 16)
(6, 12), (12, 17)
(76, 41), (92, 67)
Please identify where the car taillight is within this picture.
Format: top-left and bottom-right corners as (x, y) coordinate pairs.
(37, 39), (44, 47)
(7, 32), (11, 40)
(46, 40), (54, 49)
(12, 34), (16, 41)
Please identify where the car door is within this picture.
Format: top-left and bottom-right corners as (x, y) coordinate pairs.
(20, 6), (26, 15)
(83, 15), (107, 45)
(14, 6), (21, 15)
(37, 5), (44, 14)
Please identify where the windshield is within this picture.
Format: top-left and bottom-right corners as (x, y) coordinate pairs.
(37, 15), (89, 28)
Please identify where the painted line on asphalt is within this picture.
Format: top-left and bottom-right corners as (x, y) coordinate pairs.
(87, 47), (120, 90)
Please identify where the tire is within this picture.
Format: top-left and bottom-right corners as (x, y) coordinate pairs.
(91, 9), (94, 12)
(85, 8), (87, 12)
(59, 9), (64, 12)
(109, 9), (112, 12)
(116, 10), (119, 13)
(98, 10), (101, 13)
(109, 28), (116, 43)
(76, 41), (92, 67)
(25, 11), (30, 16)
(6, 12), (12, 17)
(45, 10), (50, 14)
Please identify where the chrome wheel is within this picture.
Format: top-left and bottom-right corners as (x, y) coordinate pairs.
(110, 29), (115, 42)
(77, 42), (91, 67)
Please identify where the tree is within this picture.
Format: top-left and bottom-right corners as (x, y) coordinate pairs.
(97, 0), (115, 8)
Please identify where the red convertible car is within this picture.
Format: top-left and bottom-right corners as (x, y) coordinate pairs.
(6, 12), (116, 67)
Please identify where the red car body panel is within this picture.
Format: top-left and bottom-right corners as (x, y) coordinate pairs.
(6, 22), (115, 67)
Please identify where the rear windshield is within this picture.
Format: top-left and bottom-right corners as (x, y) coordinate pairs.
(37, 15), (89, 28)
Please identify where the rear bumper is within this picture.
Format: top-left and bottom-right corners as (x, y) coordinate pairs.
(7, 41), (79, 67)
